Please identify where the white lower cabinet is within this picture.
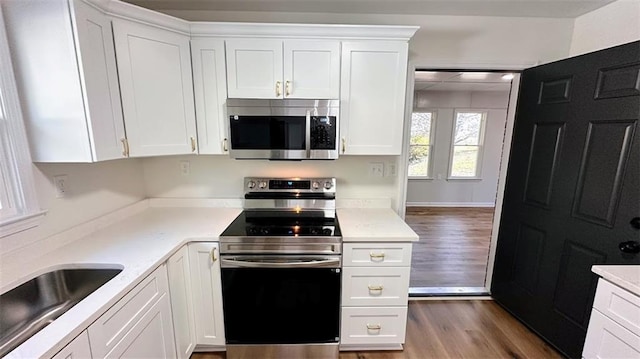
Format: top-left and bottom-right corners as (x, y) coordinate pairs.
(340, 242), (412, 350)
(341, 307), (408, 345)
(167, 246), (197, 358)
(52, 330), (92, 359)
(189, 242), (226, 346)
(583, 278), (640, 358)
(88, 265), (176, 358)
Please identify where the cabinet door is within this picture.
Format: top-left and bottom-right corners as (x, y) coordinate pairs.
(340, 41), (408, 155)
(106, 294), (176, 358)
(52, 330), (92, 359)
(283, 40), (340, 99)
(583, 310), (640, 359)
(226, 39), (283, 99)
(167, 246), (197, 359)
(71, 0), (126, 161)
(189, 242), (226, 346)
(112, 19), (197, 156)
(191, 38), (229, 154)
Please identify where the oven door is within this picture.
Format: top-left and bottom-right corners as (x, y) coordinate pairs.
(229, 115), (309, 160)
(220, 256), (341, 345)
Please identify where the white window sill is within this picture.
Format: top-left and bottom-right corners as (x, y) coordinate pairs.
(447, 177), (483, 181)
(408, 176), (434, 180)
(0, 210), (47, 238)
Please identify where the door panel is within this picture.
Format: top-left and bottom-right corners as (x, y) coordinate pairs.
(492, 41), (640, 358)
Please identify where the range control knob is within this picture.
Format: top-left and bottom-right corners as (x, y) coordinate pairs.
(258, 181), (268, 189)
(247, 181), (256, 189)
(324, 181), (333, 190)
(312, 181), (320, 190)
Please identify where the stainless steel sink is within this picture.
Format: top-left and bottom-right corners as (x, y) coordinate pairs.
(0, 268), (122, 356)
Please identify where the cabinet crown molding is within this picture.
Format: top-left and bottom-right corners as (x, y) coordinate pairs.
(84, 0), (419, 40)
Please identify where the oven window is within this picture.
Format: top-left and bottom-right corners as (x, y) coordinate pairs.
(230, 116), (305, 150)
(221, 268), (341, 344)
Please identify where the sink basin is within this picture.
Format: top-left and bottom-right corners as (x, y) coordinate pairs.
(0, 268), (122, 356)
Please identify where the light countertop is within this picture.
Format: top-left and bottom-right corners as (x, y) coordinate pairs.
(337, 208), (419, 242)
(592, 265), (640, 296)
(2, 203), (417, 358)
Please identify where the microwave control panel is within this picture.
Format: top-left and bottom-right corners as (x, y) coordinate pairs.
(310, 116), (337, 150)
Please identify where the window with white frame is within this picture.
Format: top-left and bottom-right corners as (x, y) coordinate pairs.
(0, 7), (41, 234)
(449, 111), (486, 179)
(408, 111), (435, 178)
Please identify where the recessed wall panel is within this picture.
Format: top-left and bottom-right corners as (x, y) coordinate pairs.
(595, 62), (640, 99)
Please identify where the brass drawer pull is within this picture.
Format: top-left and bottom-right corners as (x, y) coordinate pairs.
(285, 80), (291, 96)
(276, 81), (281, 96)
(368, 285), (384, 291)
(369, 252), (385, 259)
(223, 138), (228, 152)
(341, 137), (346, 153)
(120, 138), (130, 157)
(366, 324), (381, 331)
(190, 136), (197, 152)
(211, 247), (218, 262)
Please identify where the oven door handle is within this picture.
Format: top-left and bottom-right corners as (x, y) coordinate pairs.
(221, 257), (341, 268)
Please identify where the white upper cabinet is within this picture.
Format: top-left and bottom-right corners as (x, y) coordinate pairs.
(283, 40), (340, 99)
(191, 38), (229, 154)
(112, 18), (198, 157)
(226, 39), (340, 99)
(2, 0), (126, 162)
(226, 39), (283, 99)
(340, 41), (409, 155)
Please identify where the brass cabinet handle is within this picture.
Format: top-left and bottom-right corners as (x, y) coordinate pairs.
(190, 136), (197, 152)
(276, 81), (281, 97)
(211, 247), (217, 262)
(285, 80), (291, 96)
(366, 324), (381, 331)
(341, 137), (346, 154)
(369, 252), (385, 259)
(223, 138), (228, 152)
(368, 285), (384, 291)
(120, 138), (129, 157)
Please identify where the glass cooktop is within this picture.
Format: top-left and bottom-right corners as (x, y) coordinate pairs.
(221, 211), (341, 237)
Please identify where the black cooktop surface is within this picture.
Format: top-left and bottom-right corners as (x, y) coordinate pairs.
(221, 211), (341, 237)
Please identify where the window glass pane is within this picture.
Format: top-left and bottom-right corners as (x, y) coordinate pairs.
(454, 112), (482, 145)
(408, 145), (430, 177)
(451, 146), (479, 177)
(410, 112), (432, 145)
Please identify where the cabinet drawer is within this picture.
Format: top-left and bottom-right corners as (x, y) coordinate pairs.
(583, 309), (640, 359)
(593, 278), (640, 336)
(343, 243), (412, 267)
(340, 307), (407, 345)
(88, 265), (169, 358)
(342, 267), (410, 306)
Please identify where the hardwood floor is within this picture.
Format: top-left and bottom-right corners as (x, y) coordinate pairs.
(191, 300), (562, 359)
(405, 207), (495, 288)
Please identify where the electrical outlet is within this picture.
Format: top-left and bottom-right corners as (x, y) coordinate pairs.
(369, 162), (384, 177)
(385, 162), (397, 177)
(53, 175), (68, 198)
(180, 160), (190, 176)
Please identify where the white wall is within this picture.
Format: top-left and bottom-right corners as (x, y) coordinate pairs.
(143, 155), (399, 205)
(162, 10), (574, 67)
(1, 160), (147, 255)
(406, 90), (509, 206)
(570, 0), (640, 56)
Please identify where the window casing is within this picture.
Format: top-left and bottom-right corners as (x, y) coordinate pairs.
(448, 111), (487, 179)
(408, 111), (435, 178)
(0, 6), (42, 236)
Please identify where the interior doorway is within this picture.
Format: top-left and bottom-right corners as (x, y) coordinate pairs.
(404, 70), (517, 296)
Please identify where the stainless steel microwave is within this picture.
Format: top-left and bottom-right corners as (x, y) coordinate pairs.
(227, 99), (339, 160)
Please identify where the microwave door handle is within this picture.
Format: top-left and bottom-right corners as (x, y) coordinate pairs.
(305, 110), (311, 158)
(221, 257), (340, 268)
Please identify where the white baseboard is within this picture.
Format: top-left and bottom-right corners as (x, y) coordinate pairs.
(406, 201), (495, 207)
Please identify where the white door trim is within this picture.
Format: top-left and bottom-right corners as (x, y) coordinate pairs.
(398, 63), (528, 293)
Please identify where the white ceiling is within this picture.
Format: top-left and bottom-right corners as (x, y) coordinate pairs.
(414, 71), (513, 92)
(124, 0), (615, 18)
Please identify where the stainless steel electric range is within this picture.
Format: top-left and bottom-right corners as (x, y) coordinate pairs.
(219, 177), (342, 359)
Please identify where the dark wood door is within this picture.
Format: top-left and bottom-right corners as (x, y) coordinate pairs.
(492, 41), (640, 358)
